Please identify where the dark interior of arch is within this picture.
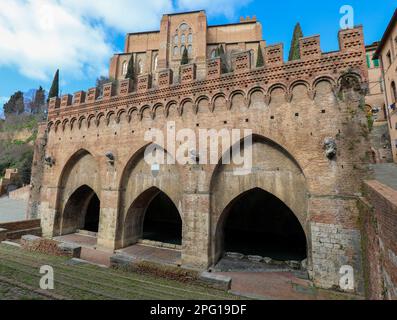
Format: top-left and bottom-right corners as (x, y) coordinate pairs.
(222, 188), (307, 261)
(142, 192), (182, 245)
(84, 193), (100, 232)
(63, 185), (100, 234)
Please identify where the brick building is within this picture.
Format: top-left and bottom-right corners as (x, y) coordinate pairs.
(30, 11), (373, 294)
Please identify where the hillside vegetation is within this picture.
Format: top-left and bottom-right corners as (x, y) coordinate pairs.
(0, 86), (47, 185)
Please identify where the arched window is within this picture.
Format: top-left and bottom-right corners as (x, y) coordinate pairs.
(179, 23), (189, 31)
(211, 49), (217, 59)
(153, 54), (158, 71)
(173, 23), (193, 59)
(122, 61), (128, 76)
(138, 60), (144, 74)
(391, 81), (397, 103)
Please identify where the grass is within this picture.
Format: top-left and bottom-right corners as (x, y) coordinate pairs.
(0, 244), (240, 300)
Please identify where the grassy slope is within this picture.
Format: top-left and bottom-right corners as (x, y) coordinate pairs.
(0, 244), (239, 300)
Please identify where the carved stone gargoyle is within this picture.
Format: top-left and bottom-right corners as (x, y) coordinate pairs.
(324, 137), (337, 160)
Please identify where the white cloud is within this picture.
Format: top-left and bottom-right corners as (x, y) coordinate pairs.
(60, 0), (174, 33)
(0, 0), (113, 81)
(0, 0), (250, 83)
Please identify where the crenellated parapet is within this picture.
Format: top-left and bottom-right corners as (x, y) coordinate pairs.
(48, 27), (368, 125)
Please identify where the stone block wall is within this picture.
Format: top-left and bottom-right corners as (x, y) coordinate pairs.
(361, 180), (397, 299)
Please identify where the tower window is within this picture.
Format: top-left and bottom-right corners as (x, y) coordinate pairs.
(386, 51), (392, 68)
(391, 81), (397, 103)
(122, 61), (128, 75)
(181, 34), (186, 43)
(153, 54), (158, 71)
(188, 34), (193, 44)
(211, 49), (217, 59)
(180, 23), (189, 31)
(138, 60), (144, 74)
(188, 45), (192, 55)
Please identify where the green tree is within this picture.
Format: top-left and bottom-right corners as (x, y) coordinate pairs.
(288, 23), (303, 61)
(125, 56), (134, 80)
(181, 47), (189, 65)
(256, 44), (264, 67)
(48, 69), (59, 102)
(3, 91), (24, 117)
(19, 149), (33, 185)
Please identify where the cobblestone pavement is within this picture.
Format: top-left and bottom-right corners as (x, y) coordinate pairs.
(0, 197), (27, 223)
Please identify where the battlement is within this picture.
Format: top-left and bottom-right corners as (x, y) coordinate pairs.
(48, 27), (367, 120)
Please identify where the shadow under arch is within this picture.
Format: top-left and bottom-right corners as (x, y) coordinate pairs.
(121, 186), (183, 248)
(209, 133), (309, 266)
(214, 187), (308, 265)
(60, 185), (101, 235)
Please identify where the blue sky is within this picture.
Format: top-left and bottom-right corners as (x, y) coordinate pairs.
(0, 0), (395, 113)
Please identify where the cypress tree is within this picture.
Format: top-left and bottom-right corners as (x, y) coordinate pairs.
(181, 47), (189, 65)
(125, 56), (134, 80)
(48, 69), (59, 102)
(256, 44), (264, 67)
(288, 23), (303, 61)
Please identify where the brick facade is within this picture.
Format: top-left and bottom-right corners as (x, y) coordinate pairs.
(30, 12), (373, 294)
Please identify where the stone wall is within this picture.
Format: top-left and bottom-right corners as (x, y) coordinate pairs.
(9, 185), (31, 202)
(27, 122), (47, 219)
(361, 180), (397, 299)
(0, 168), (20, 196)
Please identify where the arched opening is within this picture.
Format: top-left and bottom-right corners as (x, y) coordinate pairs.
(217, 188), (307, 263)
(84, 193), (100, 232)
(123, 187), (182, 248)
(122, 61), (128, 76)
(391, 81), (397, 103)
(62, 185), (100, 235)
(142, 191), (182, 245)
